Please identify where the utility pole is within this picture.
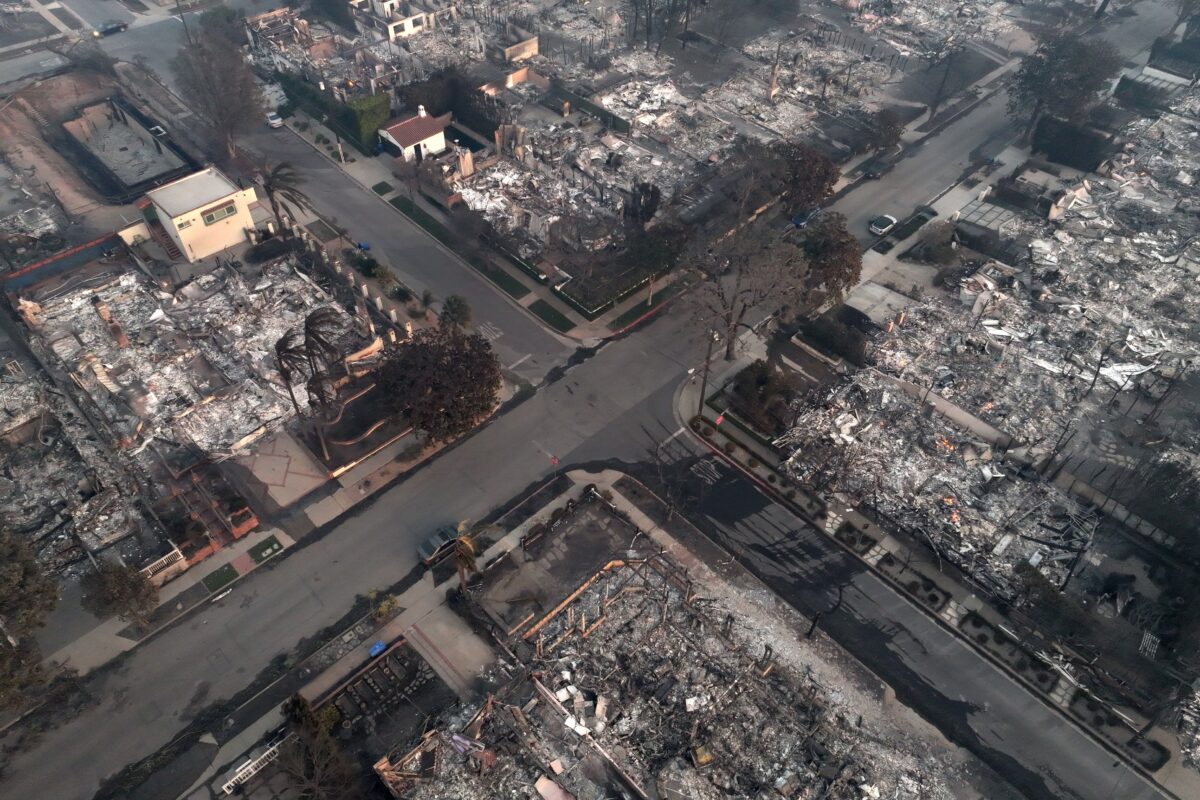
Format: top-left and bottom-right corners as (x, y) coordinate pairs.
(176, 0), (195, 47)
(696, 329), (718, 418)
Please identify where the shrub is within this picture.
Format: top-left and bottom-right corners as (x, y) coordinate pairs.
(1032, 116), (1118, 172)
(723, 442), (737, 455)
(245, 237), (290, 263)
(767, 474), (777, 484)
(802, 312), (869, 366)
(747, 458), (759, 469)
(389, 284), (413, 302)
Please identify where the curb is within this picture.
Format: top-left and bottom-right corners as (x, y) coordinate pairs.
(610, 279), (693, 336)
(280, 122), (581, 347)
(682, 418), (1180, 800)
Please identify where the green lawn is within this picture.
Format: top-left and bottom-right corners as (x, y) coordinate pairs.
(530, 299), (575, 333)
(247, 535), (283, 564)
(202, 563), (238, 594)
(386, 196), (532, 300)
(607, 280), (687, 331)
(475, 262), (530, 300)
(388, 195), (455, 247)
(371, 181), (394, 195)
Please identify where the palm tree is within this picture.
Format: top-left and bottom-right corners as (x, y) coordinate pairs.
(419, 289), (435, 312)
(306, 372), (337, 411)
(274, 330), (308, 415)
(438, 294), (471, 330)
(302, 307), (344, 379)
(257, 160), (311, 234)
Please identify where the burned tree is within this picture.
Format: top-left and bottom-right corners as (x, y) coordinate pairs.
(863, 109), (904, 153)
(0, 530), (57, 709)
(796, 212), (862, 307)
(171, 39), (263, 159)
(274, 330), (309, 416)
(624, 182), (662, 229)
(692, 227), (809, 360)
(1007, 33), (1121, 138)
(80, 560), (158, 626)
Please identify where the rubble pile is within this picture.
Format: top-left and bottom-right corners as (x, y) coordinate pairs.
(781, 371), (1097, 597)
(0, 367), (140, 571)
(528, 554), (907, 798)
(849, 0), (1016, 57)
(402, 19), (489, 70)
(865, 93), (1200, 483)
(536, 0), (625, 44)
(0, 157), (64, 268)
(741, 27), (895, 109)
(18, 257), (351, 459)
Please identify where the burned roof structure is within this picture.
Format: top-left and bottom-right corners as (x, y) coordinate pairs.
(376, 487), (964, 799)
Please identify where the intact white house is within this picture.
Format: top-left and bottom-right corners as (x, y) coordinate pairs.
(379, 107), (452, 163)
(144, 168), (256, 263)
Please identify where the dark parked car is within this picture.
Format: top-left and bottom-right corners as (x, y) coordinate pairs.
(93, 21), (128, 37)
(417, 525), (458, 566)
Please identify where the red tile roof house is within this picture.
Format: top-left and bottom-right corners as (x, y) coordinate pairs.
(378, 106), (453, 162)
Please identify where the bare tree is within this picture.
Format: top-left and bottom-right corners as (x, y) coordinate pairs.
(1172, 0), (1200, 33)
(171, 40), (263, 159)
(692, 227), (809, 360)
(921, 36), (969, 120)
(277, 695), (359, 800)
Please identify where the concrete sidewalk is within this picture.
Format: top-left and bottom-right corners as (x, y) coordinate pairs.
(674, 338), (1196, 800)
(47, 527), (294, 675)
(280, 111), (692, 341)
(181, 476), (590, 799)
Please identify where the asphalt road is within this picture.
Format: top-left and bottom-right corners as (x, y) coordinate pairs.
(238, 125), (575, 386)
(0, 2), (1183, 798)
(832, 91), (1016, 245)
(830, 0), (1178, 245)
(686, 457), (1163, 800)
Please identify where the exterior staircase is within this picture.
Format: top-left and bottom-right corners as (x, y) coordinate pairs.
(148, 220), (183, 261)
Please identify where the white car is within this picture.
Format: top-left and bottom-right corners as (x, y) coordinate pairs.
(265, 111), (284, 129)
(868, 214), (898, 236)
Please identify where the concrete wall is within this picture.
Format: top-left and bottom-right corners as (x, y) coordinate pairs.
(501, 35), (539, 62)
(158, 187), (257, 262)
(117, 220), (151, 247)
(379, 129), (446, 163)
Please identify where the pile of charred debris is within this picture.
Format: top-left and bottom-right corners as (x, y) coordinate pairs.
(0, 363), (141, 573)
(376, 490), (961, 799)
(781, 369), (1097, 600)
(782, 87), (1200, 588)
(15, 250), (362, 461)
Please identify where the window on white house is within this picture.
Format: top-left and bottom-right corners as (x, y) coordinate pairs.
(201, 203), (237, 226)
(177, 220), (192, 230)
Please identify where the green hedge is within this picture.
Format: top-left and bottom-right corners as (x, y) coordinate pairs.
(388, 196), (530, 300)
(275, 72), (387, 154)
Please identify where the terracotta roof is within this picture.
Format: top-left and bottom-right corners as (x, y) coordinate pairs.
(381, 112), (452, 148)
